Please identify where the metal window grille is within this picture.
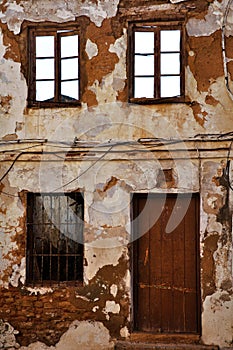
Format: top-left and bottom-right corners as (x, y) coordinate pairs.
(26, 192), (84, 285)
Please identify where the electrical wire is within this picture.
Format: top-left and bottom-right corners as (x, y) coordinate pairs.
(0, 152), (24, 183)
(1, 132), (233, 197)
(222, 0), (233, 100)
(224, 140), (233, 191)
(52, 144), (115, 192)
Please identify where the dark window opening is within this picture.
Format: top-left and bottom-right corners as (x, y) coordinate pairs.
(128, 21), (185, 104)
(26, 192), (84, 285)
(28, 26), (80, 107)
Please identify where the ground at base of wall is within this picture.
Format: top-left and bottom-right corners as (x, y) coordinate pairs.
(115, 342), (233, 350)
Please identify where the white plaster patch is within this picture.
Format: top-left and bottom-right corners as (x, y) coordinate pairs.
(103, 300), (120, 320)
(9, 257), (25, 287)
(202, 292), (233, 347)
(207, 215), (222, 235)
(56, 320), (114, 350)
(110, 284), (118, 297)
(207, 195), (219, 209)
(0, 0), (120, 34)
(0, 28), (7, 59)
(25, 287), (54, 296)
(92, 306), (99, 312)
(86, 39), (98, 60)
(0, 31), (27, 138)
(186, 0), (233, 37)
(84, 237), (127, 281)
(120, 326), (130, 338)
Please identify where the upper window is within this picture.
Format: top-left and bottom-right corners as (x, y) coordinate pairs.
(26, 192), (84, 285)
(28, 26), (80, 107)
(128, 21), (185, 103)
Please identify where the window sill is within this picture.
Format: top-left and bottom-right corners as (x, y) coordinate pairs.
(129, 96), (191, 105)
(27, 101), (82, 109)
(26, 280), (84, 288)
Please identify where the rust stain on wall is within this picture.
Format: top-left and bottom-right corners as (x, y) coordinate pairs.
(85, 19), (119, 86)
(0, 95), (12, 114)
(188, 30), (224, 92)
(1, 23), (20, 62)
(202, 233), (218, 300)
(205, 94), (219, 106)
(190, 101), (207, 126)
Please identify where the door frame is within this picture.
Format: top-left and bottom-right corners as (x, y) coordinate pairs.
(130, 192), (201, 335)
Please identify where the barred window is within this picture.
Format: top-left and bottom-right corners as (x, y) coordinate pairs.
(26, 193), (84, 285)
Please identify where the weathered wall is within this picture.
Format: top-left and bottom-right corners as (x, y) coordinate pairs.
(0, 0), (233, 349)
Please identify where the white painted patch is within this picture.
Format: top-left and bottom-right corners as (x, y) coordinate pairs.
(0, 0), (120, 33)
(76, 295), (90, 302)
(56, 320), (114, 350)
(120, 326), (130, 338)
(84, 237), (127, 281)
(103, 300), (120, 320)
(110, 284), (118, 297)
(202, 292), (233, 347)
(0, 31), (27, 139)
(9, 257), (25, 287)
(186, 0), (233, 37)
(86, 39), (98, 60)
(25, 287), (53, 296)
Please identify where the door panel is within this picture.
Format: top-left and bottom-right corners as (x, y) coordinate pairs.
(132, 193), (200, 334)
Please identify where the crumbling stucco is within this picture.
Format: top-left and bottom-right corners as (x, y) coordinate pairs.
(16, 320), (114, 350)
(0, 0), (120, 34)
(0, 0), (233, 348)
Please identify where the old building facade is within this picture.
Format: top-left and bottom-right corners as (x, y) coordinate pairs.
(0, 0), (233, 349)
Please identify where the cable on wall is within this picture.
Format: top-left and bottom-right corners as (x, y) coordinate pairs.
(221, 0), (233, 100)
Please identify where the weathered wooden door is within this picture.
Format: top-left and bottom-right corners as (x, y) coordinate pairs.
(132, 193), (200, 334)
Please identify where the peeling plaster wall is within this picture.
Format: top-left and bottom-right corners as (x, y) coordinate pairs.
(0, 0), (233, 349)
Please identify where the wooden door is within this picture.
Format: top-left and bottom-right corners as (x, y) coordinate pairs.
(132, 193), (200, 334)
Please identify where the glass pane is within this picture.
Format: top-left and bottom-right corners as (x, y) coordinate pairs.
(161, 30), (181, 52)
(36, 58), (54, 79)
(161, 53), (180, 75)
(135, 55), (154, 76)
(61, 80), (79, 100)
(36, 80), (54, 101)
(160, 76), (180, 97)
(61, 58), (78, 80)
(36, 36), (54, 57)
(135, 32), (154, 53)
(61, 35), (79, 58)
(134, 77), (154, 98)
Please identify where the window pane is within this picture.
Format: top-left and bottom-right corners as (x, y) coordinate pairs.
(36, 81), (54, 101)
(36, 36), (54, 57)
(61, 80), (79, 100)
(161, 30), (180, 52)
(135, 55), (154, 76)
(61, 58), (78, 80)
(134, 77), (154, 98)
(36, 58), (54, 79)
(135, 32), (154, 53)
(160, 76), (180, 97)
(61, 35), (79, 58)
(161, 53), (180, 75)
